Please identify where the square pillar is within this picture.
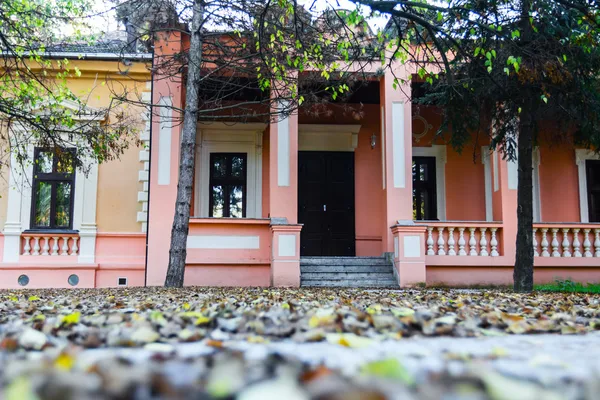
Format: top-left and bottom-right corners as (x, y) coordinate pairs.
(380, 68), (413, 253)
(270, 221), (302, 287)
(268, 104), (299, 223)
(146, 30), (186, 286)
(391, 222), (426, 287)
(491, 150), (518, 263)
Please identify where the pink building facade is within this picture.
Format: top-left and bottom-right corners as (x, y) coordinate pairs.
(2, 34), (600, 289)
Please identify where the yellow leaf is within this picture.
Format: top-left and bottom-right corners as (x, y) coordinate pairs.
(62, 312), (80, 326)
(54, 353), (75, 371)
(326, 333), (374, 348)
(195, 316), (211, 326)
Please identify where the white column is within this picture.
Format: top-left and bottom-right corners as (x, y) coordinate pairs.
(2, 152), (27, 263)
(74, 160), (98, 264)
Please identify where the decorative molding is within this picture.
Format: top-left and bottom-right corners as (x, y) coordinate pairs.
(403, 236), (421, 258)
(412, 145), (447, 220)
(187, 235), (260, 249)
(137, 87), (151, 232)
(297, 124), (361, 152)
(482, 146), (493, 222)
(380, 106), (386, 190)
(157, 96), (173, 186)
(195, 122), (265, 218)
(392, 102), (406, 188)
(412, 115), (433, 143)
(277, 114), (290, 187)
(532, 147), (542, 222)
(278, 234), (296, 257)
(492, 149), (499, 192)
(2, 127), (99, 264)
(575, 149), (599, 223)
(29, 99), (107, 122)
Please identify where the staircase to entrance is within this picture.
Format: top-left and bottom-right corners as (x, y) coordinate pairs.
(300, 256), (398, 288)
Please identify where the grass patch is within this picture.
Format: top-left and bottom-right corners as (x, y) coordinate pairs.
(535, 279), (600, 294)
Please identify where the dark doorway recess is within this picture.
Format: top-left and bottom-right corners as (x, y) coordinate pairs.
(298, 151), (355, 256)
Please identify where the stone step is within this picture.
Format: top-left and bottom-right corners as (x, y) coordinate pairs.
(301, 272), (395, 281)
(301, 279), (398, 288)
(299, 257), (391, 267)
(300, 265), (393, 273)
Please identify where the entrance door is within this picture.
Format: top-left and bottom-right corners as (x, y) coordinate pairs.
(586, 160), (600, 222)
(298, 151), (355, 256)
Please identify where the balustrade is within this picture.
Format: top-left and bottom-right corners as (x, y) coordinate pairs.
(533, 225), (600, 258)
(420, 223), (502, 257)
(21, 235), (79, 256)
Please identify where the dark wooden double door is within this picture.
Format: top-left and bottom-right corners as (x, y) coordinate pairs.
(298, 151), (355, 256)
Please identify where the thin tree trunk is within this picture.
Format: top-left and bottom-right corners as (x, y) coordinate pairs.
(514, 102), (534, 292)
(513, 0), (535, 292)
(165, 0), (204, 287)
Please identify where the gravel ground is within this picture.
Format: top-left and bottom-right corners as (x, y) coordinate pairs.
(1, 287), (599, 399)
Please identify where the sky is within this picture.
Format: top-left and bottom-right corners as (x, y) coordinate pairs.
(84, 0), (390, 37)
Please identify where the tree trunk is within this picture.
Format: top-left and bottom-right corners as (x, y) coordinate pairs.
(164, 0), (204, 287)
(513, 102), (535, 292)
(513, 0), (535, 292)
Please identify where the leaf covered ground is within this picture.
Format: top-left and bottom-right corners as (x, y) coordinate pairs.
(0, 287), (599, 399)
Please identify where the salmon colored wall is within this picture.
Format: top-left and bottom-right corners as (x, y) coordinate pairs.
(413, 106), (488, 221)
(185, 265), (270, 287)
(354, 108), (384, 256)
(185, 220), (271, 265)
(95, 233), (146, 267)
(427, 266), (600, 286)
(445, 148), (486, 221)
(539, 146), (580, 222)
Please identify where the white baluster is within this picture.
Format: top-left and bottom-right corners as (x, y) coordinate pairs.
(41, 237), (49, 256)
(32, 237), (40, 256)
(447, 227), (456, 256)
(490, 228), (499, 257)
(61, 237), (69, 256)
(426, 227), (434, 255)
(72, 237), (79, 255)
(541, 228), (550, 257)
(594, 229), (600, 257)
(562, 228), (572, 257)
(469, 228), (477, 256)
(532, 228), (539, 257)
(437, 227), (446, 255)
(583, 229), (592, 257)
(479, 227), (488, 256)
(551, 229), (560, 257)
(23, 237), (31, 256)
(573, 228), (582, 257)
(51, 237), (59, 256)
(458, 228), (467, 256)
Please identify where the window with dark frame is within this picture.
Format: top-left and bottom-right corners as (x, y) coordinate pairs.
(30, 148), (76, 230)
(412, 156), (437, 221)
(586, 160), (600, 222)
(209, 153), (247, 218)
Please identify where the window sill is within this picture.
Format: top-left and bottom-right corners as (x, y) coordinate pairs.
(22, 229), (79, 234)
(189, 217), (270, 225)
